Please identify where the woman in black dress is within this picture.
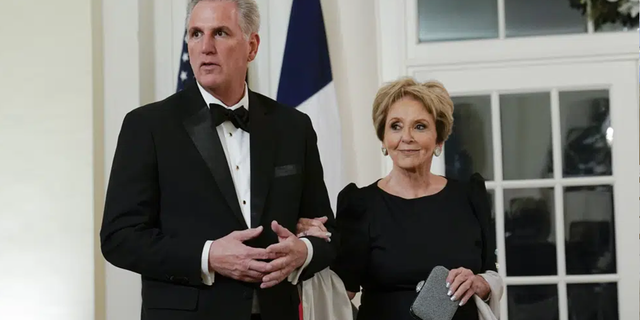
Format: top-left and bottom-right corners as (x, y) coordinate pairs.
(298, 78), (501, 320)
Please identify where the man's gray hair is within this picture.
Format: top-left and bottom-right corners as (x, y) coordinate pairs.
(186, 0), (260, 38)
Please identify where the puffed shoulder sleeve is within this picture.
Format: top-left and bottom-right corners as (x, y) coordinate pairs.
(331, 183), (370, 293)
(468, 173), (497, 273)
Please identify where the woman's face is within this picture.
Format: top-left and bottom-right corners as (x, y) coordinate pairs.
(383, 97), (441, 171)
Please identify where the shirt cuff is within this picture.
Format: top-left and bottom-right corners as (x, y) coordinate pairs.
(201, 240), (215, 286)
(287, 238), (313, 285)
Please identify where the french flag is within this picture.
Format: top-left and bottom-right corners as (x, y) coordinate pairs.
(277, 0), (344, 214)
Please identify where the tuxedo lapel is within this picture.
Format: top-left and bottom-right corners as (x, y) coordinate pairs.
(249, 91), (276, 228)
(180, 83), (248, 229)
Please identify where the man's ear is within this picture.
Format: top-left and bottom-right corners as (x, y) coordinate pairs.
(248, 33), (260, 62)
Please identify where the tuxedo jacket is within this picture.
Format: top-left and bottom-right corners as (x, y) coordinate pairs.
(100, 81), (338, 320)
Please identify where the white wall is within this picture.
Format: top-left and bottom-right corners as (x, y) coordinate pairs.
(0, 1), (101, 319)
(102, 1), (144, 319)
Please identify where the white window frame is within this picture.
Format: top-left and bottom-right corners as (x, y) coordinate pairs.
(404, 0), (637, 68)
(419, 62), (638, 320)
(375, 0), (637, 90)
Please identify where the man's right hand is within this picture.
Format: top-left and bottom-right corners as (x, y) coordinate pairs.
(208, 226), (275, 283)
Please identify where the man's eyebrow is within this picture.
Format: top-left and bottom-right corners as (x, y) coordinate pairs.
(212, 26), (233, 33)
(187, 25), (234, 34)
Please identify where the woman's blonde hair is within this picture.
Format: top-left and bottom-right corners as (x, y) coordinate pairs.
(372, 77), (454, 143)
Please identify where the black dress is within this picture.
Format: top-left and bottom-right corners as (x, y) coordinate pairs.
(331, 173), (496, 320)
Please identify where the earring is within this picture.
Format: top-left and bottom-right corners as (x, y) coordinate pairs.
(381, 147), (388, 156)
(434, 146), (442, 157)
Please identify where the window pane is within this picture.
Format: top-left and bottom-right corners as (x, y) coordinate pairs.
(591, 0), (639, 33)
(568, 283), (618, 320)
(559, 90), (612, 177)
(446, 96), (494, 180)
(418, 0), (498, 42)
(505, 0), (587, 37)
(500, 92), (553, 180)
(508, 285), (559, 320)
(504, 188), (557, 276)
(565, 185), (616, 275)
(596, 21), (639, 33)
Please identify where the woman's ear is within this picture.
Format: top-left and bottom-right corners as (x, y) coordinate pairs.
(434, 144), (443, 157)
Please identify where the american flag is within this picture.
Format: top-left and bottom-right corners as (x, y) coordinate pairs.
(176, 30), (194, 92)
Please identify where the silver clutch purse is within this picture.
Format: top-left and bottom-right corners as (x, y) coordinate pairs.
(410, 266), (459, 320)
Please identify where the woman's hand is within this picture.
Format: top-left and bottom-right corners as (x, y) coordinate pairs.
(446, 267), (491, 306)
(295, 216), (331, 241)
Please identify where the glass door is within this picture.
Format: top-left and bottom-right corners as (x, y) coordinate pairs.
(414, 60), (638, 320)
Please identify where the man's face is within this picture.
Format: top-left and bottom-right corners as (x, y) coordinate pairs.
(187, 1), (259, 91)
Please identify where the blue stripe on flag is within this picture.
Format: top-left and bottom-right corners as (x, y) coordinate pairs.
(177, 30), (195, 92)
(277, 0), (333, 107)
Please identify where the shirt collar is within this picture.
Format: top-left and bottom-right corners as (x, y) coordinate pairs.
(196, 81), (249, 111)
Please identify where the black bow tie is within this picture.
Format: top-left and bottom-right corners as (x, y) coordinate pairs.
(209, 103), (250, 133)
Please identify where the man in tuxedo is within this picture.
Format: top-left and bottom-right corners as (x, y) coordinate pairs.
(99, 0), (338, 319)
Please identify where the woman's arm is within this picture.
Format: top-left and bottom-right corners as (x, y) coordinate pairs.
(298, 184), (370, 299)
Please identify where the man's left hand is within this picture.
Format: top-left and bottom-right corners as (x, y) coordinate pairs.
(260, 220), (308, 289)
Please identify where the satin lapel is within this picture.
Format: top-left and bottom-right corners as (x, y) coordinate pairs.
(249, 91), (276, 228)
(180, 84), (247, 229)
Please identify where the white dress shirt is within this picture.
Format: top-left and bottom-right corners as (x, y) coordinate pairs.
(195, 82), (313, 312)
